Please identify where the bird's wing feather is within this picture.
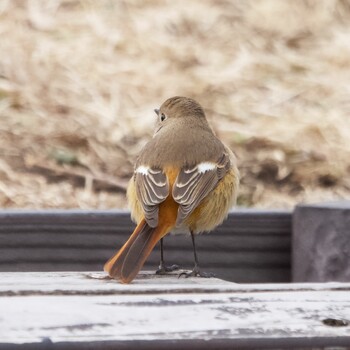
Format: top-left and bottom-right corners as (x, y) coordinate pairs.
(135, 167), (169, 227)
(173, 153), (230, 226)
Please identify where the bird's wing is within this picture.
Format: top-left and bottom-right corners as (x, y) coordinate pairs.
(173, 153), (230, 226)
(134, 166), (169, 227)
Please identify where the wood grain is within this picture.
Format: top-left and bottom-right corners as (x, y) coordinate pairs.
(1, 272), (350, 349)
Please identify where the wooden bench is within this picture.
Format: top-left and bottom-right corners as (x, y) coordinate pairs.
(2, 203), (350, 348)
(1, 271), (350, 349)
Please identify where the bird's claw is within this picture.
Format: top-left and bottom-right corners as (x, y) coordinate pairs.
(178, 267), (215, 279)
(156, 264), (180, 275)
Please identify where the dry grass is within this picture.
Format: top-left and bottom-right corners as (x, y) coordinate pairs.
(0, 0), (349, 209)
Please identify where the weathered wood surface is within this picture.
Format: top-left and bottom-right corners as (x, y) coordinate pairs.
(0, 209), (292, 283)
(293, 201), (350, 282)
(1, 272), (350, 349)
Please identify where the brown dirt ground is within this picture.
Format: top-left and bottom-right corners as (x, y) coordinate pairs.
(0, 0), (349, 209)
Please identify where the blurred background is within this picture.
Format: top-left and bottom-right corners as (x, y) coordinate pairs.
(0, 0), (349, 209)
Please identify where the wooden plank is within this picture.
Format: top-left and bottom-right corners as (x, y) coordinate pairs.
(0, 272), (349, 349)
(0, 210), (292, 283)
(0, 264), (290, 283)
(1, 271), (349, 294)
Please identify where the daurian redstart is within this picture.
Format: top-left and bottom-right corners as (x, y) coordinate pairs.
(104, 96), (239, 283)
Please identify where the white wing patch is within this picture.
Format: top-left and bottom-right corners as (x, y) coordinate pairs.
(136, 165), (150, 175)
(197, 162), (216, 173)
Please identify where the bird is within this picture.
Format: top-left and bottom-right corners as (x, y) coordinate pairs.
(104, 96), (239, 284)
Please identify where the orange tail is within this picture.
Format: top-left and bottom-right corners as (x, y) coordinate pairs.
(104, 219), (168, 284)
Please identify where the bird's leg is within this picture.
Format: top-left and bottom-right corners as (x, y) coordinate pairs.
(179, 231), (215, 278)
(155, 237), (179, 275)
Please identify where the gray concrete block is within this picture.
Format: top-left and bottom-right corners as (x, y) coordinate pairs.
(292, 201), (350, 282)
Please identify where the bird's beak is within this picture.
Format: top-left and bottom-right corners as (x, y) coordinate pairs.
(154, 108), (160, 116)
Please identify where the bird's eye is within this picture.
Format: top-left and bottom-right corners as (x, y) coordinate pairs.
(160, 113), (166, 122)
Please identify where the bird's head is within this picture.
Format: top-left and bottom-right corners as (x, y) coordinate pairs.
(154, 96), (207, 134)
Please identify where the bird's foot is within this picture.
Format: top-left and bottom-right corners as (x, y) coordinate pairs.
(155, 264), (180, 275)
(178, 266), (215, 279)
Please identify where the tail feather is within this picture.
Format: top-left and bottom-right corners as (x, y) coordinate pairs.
(104, 220), (145, 278)
(104, 219), (168, 283)
(120, 225), (161, 283)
